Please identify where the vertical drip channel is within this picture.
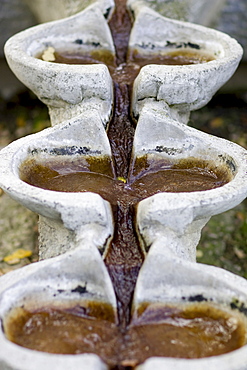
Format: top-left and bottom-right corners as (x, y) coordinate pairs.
(105, 0), (144, 328)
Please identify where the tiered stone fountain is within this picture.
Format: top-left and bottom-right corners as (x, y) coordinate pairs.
(0, 0), (247, 369)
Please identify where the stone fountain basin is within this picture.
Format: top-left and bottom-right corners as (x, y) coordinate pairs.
(0, 208), (247, 370)
(131, 102), (247, 366)
(128, 103), (247, 369)
(133, 103), (247, 261)
(4, 3), (114, 126)
(0, 222), (247, 370)
(0, 99), (247, 262)
(0, 247), (116, 370)
(129, 5), (243, 120)
(1, 1), (247, 368)
(134, 250), (247, 370)
(4, 1), (243, 129)
(0, 112), (114, 259)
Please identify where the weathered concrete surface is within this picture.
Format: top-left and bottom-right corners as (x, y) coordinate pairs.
(131, 0), (247, 61)
(4, 4), (114, 126)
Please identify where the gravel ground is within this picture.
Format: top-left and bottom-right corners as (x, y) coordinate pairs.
(0, 91), (49, 273)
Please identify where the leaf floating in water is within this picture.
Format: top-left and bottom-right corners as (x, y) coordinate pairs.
(117, 176), (127, 183)
(42, 46), (56, 62)
(4, 249), (32, 264)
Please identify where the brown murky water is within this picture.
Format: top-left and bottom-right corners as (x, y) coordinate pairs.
(20, 156), (230, 203)
(5, 302), (246, 368)
(51, 48), (213, 68)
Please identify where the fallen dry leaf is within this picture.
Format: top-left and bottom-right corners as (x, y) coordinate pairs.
(234, 247), (246, 259)
(196, 249), (204, 258)
(3, 249), (32, 264)
(209, 117), (224, 129)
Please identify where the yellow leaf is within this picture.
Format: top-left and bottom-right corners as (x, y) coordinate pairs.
(5, 258), (20, 265)
(209, 117), (224, 129)
(236, 211), (245, 222)
(196, 249), (203, 258)
(4, 249), (32, 263)
(16, 117), (26, 128)
(117, 176), (127, 183)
